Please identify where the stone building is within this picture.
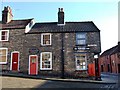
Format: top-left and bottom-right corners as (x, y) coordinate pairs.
(0, 6), (101, 78)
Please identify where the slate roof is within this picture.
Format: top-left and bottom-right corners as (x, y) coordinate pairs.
(0, 19), (33, 30)
(100, 44), (119, 57)
(28, 21), (100, 33)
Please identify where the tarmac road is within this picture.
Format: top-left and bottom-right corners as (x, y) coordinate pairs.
(0, 76), (118, 89)
(35, 80), (117, 89)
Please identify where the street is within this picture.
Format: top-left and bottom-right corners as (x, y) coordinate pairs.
(1, 74), (118, 89)
(1, 76), (47, 88)
(35, 80), (117, 89)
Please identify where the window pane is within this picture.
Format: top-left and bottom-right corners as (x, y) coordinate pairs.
(76, 33), (86, 45)
(2, 31), (6, 36)
(83, 66), (86, 69)
(0, 56), (6, 62)
(0, 48), (7, 63)
(43, 35), (50, 40)
(2, 49), (6, 55)
(77, 34), (85, 39)
(77, 40), (85, 45)
(43, 40), (50, 44)
(42, 34), (51, 45)
(83, 62), (86, 65)
(1, 31), (8, 41)
(76, 55), (86, 70)
(41, 53), (51, 69)
(2, 36), (5, 40)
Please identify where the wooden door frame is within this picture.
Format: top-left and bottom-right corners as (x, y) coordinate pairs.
(10, 51), (20, 71)
(29, 55), (38, 75)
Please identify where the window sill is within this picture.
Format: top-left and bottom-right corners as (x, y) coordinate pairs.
(0, 62), (7, 65)
(40, 45), (52, 47)
(75, 44), (86, 46)
(40, 68), (52, 70)
(0, 40), (9, 42)
(75, 69), (87, 72)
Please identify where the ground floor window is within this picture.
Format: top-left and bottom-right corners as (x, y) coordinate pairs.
(0, 48), (8, 64)
(75, 54), (87, 70)
(40, 52), (52, 70)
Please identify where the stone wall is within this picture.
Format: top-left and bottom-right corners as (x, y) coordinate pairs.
(1, 29), (25, 71)
(1, 29), (101, 78)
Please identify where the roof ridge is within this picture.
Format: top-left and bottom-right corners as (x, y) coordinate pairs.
(34, 21), (93, 24)
(35, 22), (57, 24)
(11, 18), (34, 21)
(66, 21), (93, 23)
(100, 45), (118, 57)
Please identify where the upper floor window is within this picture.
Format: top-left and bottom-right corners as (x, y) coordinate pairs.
(76, 33), (86, 45)
(0, 48), (8, 64)
(41, 33), (52, 46)
(0, 30), (9, 41)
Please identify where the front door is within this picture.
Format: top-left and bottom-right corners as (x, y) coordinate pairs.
(11, 51), (19, 71)
(29, 55), (38, 75)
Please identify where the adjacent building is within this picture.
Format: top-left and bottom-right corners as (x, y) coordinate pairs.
(0, 6), (101, 78)
(99, 43), (120, 74)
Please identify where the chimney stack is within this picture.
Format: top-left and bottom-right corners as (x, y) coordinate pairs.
(2, 6), (13, 24)
(58, 8), (64, 25)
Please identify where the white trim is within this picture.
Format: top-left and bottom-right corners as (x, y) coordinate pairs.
(0, 30), (9, 41)
(75, 54), (87, 70)
(57, 23), (65, 26)
(29, 55), (38, 75)
(25, 19), (35, 33)
(10, 51), (20, 71)
(0, 48), (8, 64)
(41, 33), (52, 46)
(40, 52), (52, 70)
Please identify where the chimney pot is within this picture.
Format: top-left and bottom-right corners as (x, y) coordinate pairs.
(58, 8), (61, 12)
(61, 8), (63, 12)
(2, 6), (13, 24)
(58, 8), (64, 25)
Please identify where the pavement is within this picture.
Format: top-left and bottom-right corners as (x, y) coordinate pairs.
(0, 71), (118, 84)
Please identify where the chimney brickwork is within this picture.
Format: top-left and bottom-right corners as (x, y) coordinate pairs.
(2, 6), (13, 24)
(58, 8), (64, 24)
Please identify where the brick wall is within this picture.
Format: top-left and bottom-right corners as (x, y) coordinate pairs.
(99, 53), (120, 74)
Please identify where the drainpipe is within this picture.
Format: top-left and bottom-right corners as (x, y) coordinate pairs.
(61, 26), (65, 79)
(109, 55), (112, 73)
(95, 54), (102, 81)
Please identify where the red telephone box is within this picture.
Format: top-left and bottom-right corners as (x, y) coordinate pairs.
(29, 55), (38, 75)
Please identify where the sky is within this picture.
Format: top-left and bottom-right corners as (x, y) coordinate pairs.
(0, 1), (118, 53)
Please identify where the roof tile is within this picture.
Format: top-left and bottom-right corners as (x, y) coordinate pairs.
(28, 21), (100, 33)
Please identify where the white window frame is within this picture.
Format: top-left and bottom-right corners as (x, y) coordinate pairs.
(75, 54), (87, 70)
(0, 48), (8, 64)
(41, 33), (52, 46)
(40, 52), (52, 70)
(0, 30), (9, 41)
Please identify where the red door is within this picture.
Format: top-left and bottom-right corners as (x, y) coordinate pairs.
(29, 55), (38, 75)
(88, 63), (95, 76)
(11, 52), (19, 71)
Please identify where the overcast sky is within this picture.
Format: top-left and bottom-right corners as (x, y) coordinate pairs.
(0, 1), (118, 53)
